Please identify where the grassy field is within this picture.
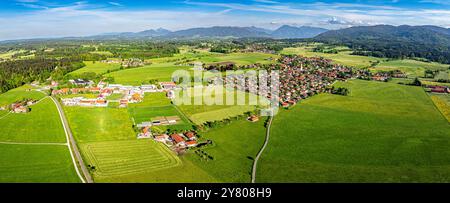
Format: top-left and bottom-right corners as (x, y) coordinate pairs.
(257, 80), (450, 183)
(68, 61), (121, 75)
(0, 97), (66, 143)
(199, 52), (279, 66)
(0, 85), (46, 106)
(0, 144), (80, 183)
(0, 90), (79, 183)
(430, 94), (450, 123)
(185, 118), (267, 182)
(374, 59), (449, 78)
(64, 107), (136, 142)
(105, 63), (192, 86)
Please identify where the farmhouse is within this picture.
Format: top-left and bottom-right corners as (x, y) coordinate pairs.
(137, 126), (152, 139)
(184, 131), (197, 141)
(186, 141), (198, 148)
(155, 134), (170, 143)
(171, 134), (186, 147)
(160, 82), (177, 90)
(11, 104), (28, 113)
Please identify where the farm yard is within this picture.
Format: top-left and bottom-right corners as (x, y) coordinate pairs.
(256, 80), (450, 183)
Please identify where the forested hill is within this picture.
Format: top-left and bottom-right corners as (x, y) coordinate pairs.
(314, 25), (450, 64)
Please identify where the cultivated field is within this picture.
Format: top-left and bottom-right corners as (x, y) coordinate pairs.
(430, 94), (450, 123)
(257, 80), (450, 183)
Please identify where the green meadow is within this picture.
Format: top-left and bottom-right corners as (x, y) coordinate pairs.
(374, 59), (449, 78)
(105, 63), (192, 86)
(186, 118), (267, 182)
(0, 85), (45, 106)
(257, 80), (450, 183)
(0, 89), (79, 183)
(69, 61), (121, 75)
(199, 52), (279, 66)
(0, 144), (80, 183)
(0, 97), (66, 143)
(63, 107), (136, 142)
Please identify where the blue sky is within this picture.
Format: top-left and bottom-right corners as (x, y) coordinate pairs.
(0, 0), (449, 40)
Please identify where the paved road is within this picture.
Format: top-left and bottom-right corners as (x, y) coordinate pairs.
(251, 116), (273, 183)
(51, 96), (93, 183)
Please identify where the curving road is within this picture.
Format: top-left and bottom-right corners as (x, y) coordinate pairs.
(51, 96), (93, 183)
(251, 116), (273, 183)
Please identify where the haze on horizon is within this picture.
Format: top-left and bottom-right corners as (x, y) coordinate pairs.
(0, 0), (449, 41)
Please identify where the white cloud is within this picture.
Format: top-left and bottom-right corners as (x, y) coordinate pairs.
(0, 0), (449, 40)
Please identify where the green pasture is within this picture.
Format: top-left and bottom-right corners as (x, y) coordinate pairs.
(104, 63), (192, 86)
(186, 118), (267, 182)
(0, 144), (80, 183)
(68, 61), (121, 75)
(0, 97), (66, 143)
(257, 80), (450, 183)
(63, 106), (136, 142)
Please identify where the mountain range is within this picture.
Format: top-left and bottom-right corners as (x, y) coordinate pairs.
(89, 25), (329, 40)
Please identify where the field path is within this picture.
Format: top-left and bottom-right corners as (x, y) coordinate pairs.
(51, 96), (93, 183)
(251, 116), (273, 183)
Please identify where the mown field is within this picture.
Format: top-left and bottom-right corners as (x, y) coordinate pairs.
(257, 80), (450, 183)
(81, 140), (181, 178)
(0, 144), (80, 183)
(68, 61), (121, 75)
(185, 118), (267, 182)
